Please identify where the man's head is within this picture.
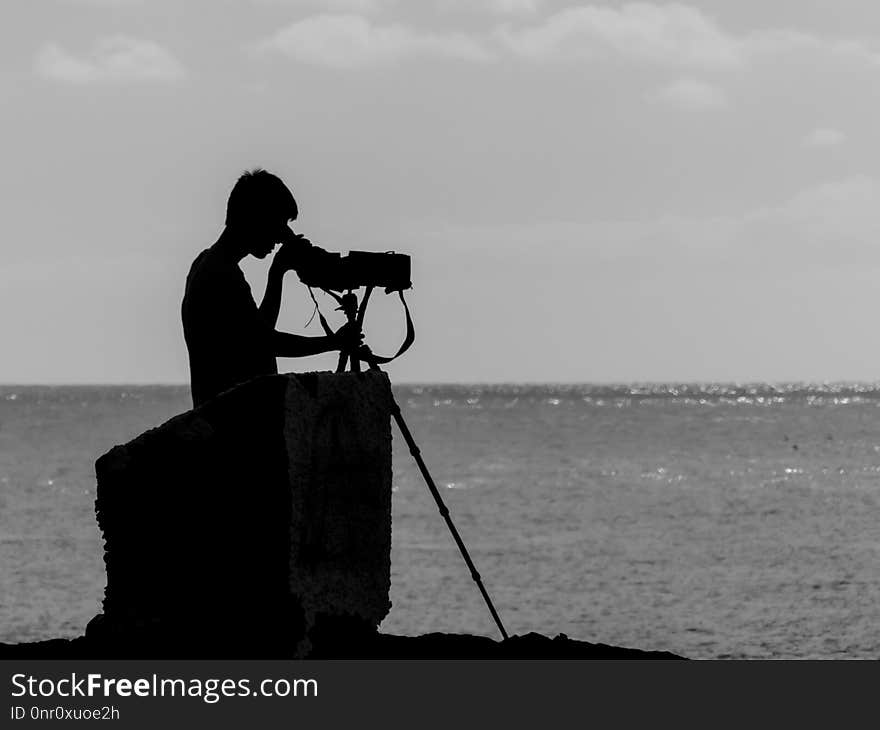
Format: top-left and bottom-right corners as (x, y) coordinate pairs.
(225, 169), (298, 258)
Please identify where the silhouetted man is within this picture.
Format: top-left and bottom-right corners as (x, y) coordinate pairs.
(182, 169), (358, 407)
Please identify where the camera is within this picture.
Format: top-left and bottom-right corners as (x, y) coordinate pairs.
(294, 244), (411, 293)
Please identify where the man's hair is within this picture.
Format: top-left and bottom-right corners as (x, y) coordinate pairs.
(225, 169), (298, 227)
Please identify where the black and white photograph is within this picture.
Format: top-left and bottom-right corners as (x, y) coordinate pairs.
(3, 0), (880, 711)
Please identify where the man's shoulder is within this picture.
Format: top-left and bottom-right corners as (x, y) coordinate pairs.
(189, 247), (212, 269)
(186, 247), (244, 290)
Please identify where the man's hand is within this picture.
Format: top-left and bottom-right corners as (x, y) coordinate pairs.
(331, 321), (364, 352)
(355, 344), (376, 365)
(261, 232), (312, 328)
(270, 233), (311, 274)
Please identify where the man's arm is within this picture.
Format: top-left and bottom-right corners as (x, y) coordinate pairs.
(262, 238), (362, 358)
(259, 234), (311, 329)
(271, 330), (338, 358)
(258, 262), (286, 330)
(271, 322), (362, 358)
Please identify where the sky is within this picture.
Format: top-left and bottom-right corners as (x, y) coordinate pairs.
(3, 0), (880, 383)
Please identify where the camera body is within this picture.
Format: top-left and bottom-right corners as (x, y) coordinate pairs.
(295, 246), (411, 292)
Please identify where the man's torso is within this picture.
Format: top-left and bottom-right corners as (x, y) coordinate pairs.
(182, 246), (277, 406)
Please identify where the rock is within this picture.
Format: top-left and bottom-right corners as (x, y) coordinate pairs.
(283, 372), (393, 653)
(92, 371), (393, 655)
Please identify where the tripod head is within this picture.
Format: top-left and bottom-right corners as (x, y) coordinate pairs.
(313, 285), (413, 373)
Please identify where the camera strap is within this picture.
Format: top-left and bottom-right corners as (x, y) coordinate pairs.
(308, 287), (415, 366)
(361, 289), (415, 365)
(306, 286), (333, 334)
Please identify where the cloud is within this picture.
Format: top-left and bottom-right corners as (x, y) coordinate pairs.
(58, 0), (143, 5)
(496, 3), (880, 70)
(35, 36), (185, 83)
(251, 3), (880, 75)
(487, 0), (540, 13)
(650, 77), (729, 110)
(742, 29), (880, 67)
(438, 0), (541, 15)
(753, 176), (880, 247)
(496, 3), (741, 68)
(256, 14), (494, 68)
(253, 0), (382, 11)
(250, 2), (880, 84)
(803, 127), (846, 148)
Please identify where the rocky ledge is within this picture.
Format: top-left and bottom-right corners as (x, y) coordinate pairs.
(0, 631), (684, 660)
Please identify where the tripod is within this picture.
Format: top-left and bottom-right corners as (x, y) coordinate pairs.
(319, 286), (510, 641)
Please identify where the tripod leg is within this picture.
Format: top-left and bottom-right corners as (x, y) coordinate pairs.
(385, 385), (509, 641)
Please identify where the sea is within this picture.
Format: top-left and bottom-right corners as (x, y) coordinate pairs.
(2, 382), (880, 659)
